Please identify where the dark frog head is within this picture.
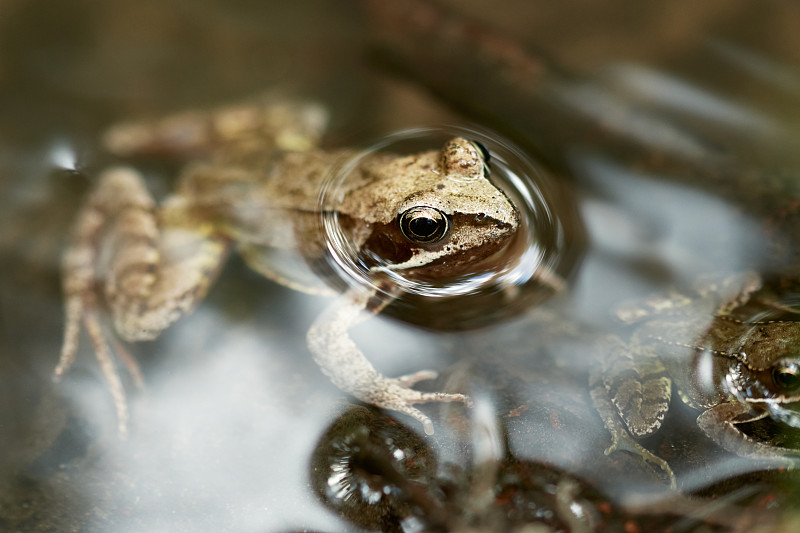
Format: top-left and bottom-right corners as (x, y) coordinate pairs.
(731, 321), (800, 427)
(339, 137), (520, 281)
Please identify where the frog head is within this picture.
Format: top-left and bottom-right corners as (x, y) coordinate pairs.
(344, 137), (520, 280)
(730, 321), (800, 427)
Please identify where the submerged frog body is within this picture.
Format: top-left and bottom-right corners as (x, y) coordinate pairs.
(591, 274), (800, 486)
(56, 95), (519, 436)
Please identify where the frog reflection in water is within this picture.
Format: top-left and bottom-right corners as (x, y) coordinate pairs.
(592, 274), (800, 486)
(55, 96), (519, 436)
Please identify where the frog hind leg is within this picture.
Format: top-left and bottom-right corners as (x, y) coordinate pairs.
(56, 167), (230, 435)
(591, 338), (676, 486)
(307, 287), (471, 436)
(590, 368), (677, 488)
(603, 343), (672, 439)
(102, 94), (328, 159)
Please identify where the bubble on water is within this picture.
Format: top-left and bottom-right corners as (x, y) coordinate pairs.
(48, 140), (78, 171)
(316, 126), (584, 330)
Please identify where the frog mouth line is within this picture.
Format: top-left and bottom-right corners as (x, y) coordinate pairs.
(746, 399), (800, 428)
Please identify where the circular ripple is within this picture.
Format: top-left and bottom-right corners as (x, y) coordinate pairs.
(316, 126), (584, 330)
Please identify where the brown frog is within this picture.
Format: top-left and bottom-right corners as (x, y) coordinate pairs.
(591, 274), (800, 486)
(55, 95), (520, 436)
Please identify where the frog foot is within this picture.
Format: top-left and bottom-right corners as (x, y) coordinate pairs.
(56, 297), (140, 438)
(605, 430), (677, 489)
(395, 369), (439, 387)
(368, 372), (472, 436)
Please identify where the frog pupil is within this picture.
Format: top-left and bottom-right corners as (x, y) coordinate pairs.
(773, 364), (800, 390)
(399, 207), (448, 244)
(410, 217), (437, 238)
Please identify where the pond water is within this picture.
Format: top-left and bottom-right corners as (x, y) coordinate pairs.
(2, 1), (800, 532)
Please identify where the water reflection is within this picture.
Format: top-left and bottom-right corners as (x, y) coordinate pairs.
(600, 64), (781, 138)
(309, 404), (743, 531)
(707, 39), (800, 99)
(572, 152), (769, 309)
(5, 294), (355, 532)
(309, 406), (438, 531)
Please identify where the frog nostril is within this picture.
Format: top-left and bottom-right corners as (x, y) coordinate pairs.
(471, 140), (490, 164)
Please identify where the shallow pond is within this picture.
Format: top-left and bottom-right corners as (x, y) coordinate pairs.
(2, 1), (800, 531)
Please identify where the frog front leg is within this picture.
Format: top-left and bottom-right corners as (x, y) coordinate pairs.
(307, 288), (471, 435)
(697, 401), (800, 464)
(57, 167), (230, 435)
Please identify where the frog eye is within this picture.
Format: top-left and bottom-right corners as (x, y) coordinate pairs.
(471, 140), (491, 164)
(399, 206), (449, 244)
(772, 362), (800, 391)
(471, 140), (491, 177)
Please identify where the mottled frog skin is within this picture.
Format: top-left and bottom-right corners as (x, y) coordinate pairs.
(55, 95), (519, 436)
(592, 274), (800, 486)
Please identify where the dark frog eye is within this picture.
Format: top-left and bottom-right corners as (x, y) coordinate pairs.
(471, 140), (491, 177)
(471, 140), (490, 164)
(399, 206), (449, 244)
(772, 361), (800, 391)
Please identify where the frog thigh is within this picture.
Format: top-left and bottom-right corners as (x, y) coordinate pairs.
(102, 94), (328, 159)
(693, 271), (762, 315)
(62, 167), (231, 345)
(615, 291), (693, 324)
(58, 167), (231, 434)
(590, 369), (677, 487)
(603, 345), (672, 438)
